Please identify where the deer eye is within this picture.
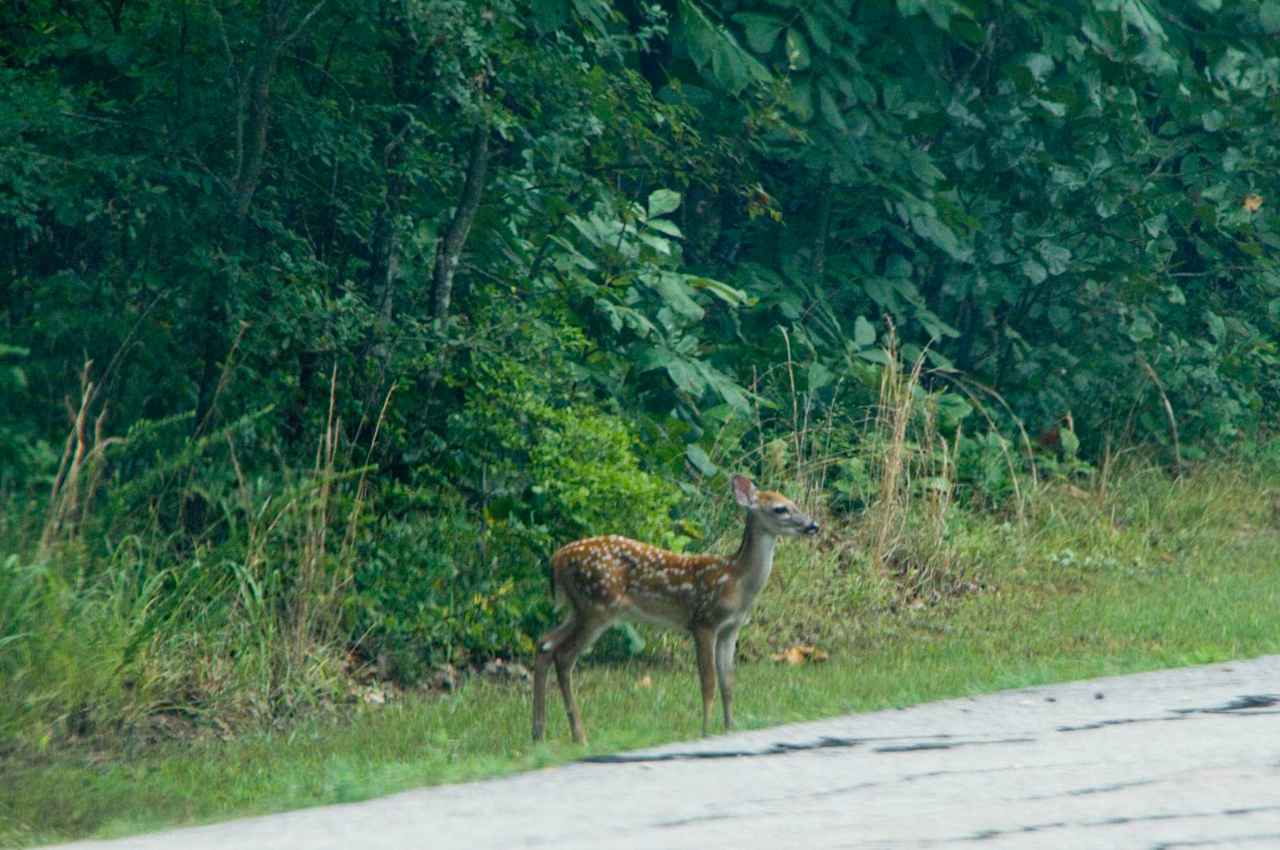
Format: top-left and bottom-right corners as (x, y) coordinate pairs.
(772, 505), (789, 515)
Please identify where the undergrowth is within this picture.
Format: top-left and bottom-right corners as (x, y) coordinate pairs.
(4, 450), (1280, 847)
(3, 348), (1279, 840)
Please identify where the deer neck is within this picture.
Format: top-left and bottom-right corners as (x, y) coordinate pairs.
(730, 512), (777, 601)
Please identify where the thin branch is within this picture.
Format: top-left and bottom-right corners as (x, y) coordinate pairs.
(1137, 355), (1183, 477)
(282, 0), (329, 45)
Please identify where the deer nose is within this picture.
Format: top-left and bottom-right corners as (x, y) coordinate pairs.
(804, 521), (820, 536)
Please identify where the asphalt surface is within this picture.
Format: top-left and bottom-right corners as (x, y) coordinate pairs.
(55, 655), (1280, 850)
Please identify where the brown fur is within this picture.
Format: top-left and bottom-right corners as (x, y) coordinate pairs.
(532, 477), (818, 744)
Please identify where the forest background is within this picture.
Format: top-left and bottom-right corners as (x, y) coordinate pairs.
(3, 0), (1280, 772)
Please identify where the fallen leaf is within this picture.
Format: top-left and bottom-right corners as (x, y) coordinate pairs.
(1244, 193), (1263, 212)
(771, 644), (828, 665)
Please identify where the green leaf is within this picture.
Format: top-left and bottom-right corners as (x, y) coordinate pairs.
(858, 348), (891, 365)
(666, 357), (706, 395)
(1128, 315), (1154, 343)
(785, 29), (811, 70)
(853, 76), (877, 105)
(689, 276), (750, 306)
(1034, 97), (1067, 118)
(1048, 305), (1072, 331)
(898, 0), (953, 29)
(569, 0), (611, 33)
(531, 0), (570, 32)
(1025, 53), (1055, 81)
(1037, 241), (1072, 276)
(682, 0), (772, 95)
(637, 232), (673, 255)
(1263, 1), (1280, 34)
(1202, 109), (1226, 132)
(685, 444), (718, 476)
(1096, 193), (1123, 219)
(646, 218), (683, 238)
(650, 274), (706, 321)
(885, 255), (913, 278)
(911, 215), (971, 263)
(936, 393), (972, 428)
(733, 13), (786, 53)
(699, 364), (752, 412)
(808, 361), (834, 391)
(918, 311), (961, 340)
(1121, 0), (1166, 39)
(648, 189), (682, 218)
(854, 315), (876, 347)
(803, 10), (833, 53)
(787, 78), (814, 122)
(907, 150), (945, 186)
(1207, 311), (1226, 340)
(1059, 427), (1080, 460)
(1022, 258), (1048, 284)
(817, 82), (847, 131)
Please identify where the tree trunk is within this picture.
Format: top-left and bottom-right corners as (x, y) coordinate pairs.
(196, 0), (327, 436)
(364, 2), (415, 406)
(431, 119), (490, 324)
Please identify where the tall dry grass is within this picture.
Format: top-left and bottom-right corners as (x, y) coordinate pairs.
(1, 364), (392, 753)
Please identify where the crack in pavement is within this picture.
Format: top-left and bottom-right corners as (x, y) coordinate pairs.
(580, 734), (864, 763)
(1150, 833), (1280, 849)
(1057, 694), (1280, 733)
(1056, 715), (1187, 733)
(654, 812), (736, 830)
(1171, 694), (1280, 715)
(958, 804), (1280, 843)
(1022, 778), (1159, 801)
(585, 694), (1280, 765)
(873, 737), (1035, 753)
(582, 734), (1037, 765)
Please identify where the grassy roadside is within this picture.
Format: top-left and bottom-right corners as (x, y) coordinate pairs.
(4, 458), (1280, 847)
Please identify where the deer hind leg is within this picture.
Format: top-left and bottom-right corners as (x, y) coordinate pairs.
(693, 626), (717, 737)
(532, 616), (577, 742)
(552, 615), (609, 744)
(715, 624), (742, 731)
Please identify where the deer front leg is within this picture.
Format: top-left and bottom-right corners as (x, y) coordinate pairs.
(693, 626), (717, 737)
(715, 623), (742, 731)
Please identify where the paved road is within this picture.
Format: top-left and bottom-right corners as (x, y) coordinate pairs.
(57, 656), (1280, 849)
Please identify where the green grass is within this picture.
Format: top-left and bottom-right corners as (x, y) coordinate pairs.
(4, 459), (1280, 847)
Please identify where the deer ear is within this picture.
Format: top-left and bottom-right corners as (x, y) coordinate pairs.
(732, 474), (758, 508)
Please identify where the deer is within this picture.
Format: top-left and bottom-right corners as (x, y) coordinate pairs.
(531, 474), (819, 744)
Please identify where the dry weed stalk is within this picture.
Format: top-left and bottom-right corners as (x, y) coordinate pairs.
(868, 324), (924, 572)
(1137, 355), (1184, 477)
(290, 366), (394, 658)
(40, 361), (123, 554)
(863, 323), (962, 596)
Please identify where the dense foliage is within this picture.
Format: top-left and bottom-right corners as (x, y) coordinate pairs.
(3, 0), (1280, 741)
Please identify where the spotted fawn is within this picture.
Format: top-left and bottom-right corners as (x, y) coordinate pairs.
(532, 475), (819, 744)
